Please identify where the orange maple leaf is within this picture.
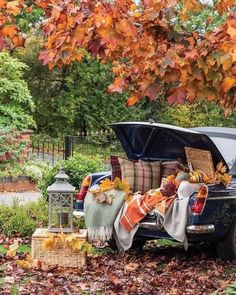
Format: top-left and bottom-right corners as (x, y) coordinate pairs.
(227, 18), (236, 38)
(0, 0), (7, 7)
(143, 79), (161, 100)
(6, 1), (21, 16)
(221, 77), (236, 92)
(117, 19), (137, 38)
(127, 95), (139, 106)
(216, 0), (236, 15)
(108, 77), (127, 94)
(167, 87), (187, 104)
(1, 25), (17, 38)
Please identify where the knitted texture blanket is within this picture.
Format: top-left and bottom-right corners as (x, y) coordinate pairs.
(84, 186), (125, 241)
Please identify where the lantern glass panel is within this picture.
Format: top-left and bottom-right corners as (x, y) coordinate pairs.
(48, 192), (73, 232)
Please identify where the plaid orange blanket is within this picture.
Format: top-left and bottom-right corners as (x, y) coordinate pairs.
(120, 189), (176, 232)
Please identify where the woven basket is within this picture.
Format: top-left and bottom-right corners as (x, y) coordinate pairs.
(31, 228), (87, 268)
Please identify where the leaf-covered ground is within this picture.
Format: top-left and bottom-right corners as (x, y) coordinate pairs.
(0, 236), (236, 295)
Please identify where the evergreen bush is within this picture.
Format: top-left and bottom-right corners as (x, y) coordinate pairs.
(0, 198), (48, 236)
(40, 153), (103, 198)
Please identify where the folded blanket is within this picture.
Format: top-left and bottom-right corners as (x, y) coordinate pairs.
(114, 200), (139, 252)
(120, 189), (176, 232)
(155, 194), (176, 215)
(120, 191), (160, 232)
(155, 181), (207, 249)
(84, 186), (125, 241)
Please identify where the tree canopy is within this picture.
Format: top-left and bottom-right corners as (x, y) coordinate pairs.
(1, 0), (236, 113)
(17, 35), (142, 135)
(0, 52), (35, 129)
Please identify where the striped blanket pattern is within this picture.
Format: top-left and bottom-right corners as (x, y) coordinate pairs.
(120, 190), (176, 232)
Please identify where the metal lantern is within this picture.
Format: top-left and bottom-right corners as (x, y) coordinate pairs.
(47, 167), (75, 233)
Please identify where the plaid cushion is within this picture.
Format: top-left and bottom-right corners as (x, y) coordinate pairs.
(161, 161), (181, 178)
(111, 156), (161, 194)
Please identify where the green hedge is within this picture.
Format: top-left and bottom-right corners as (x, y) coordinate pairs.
(0, 197), (86, 237)
(0, 198), (48, 236)
(39, 153), (103, 198)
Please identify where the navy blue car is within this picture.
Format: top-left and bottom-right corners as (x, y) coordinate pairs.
(75, 122), (236, 260)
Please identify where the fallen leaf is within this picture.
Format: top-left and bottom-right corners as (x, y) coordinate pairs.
(108, 274), (122, 291)
(127, 95), (139, 106)
(6, 239), (19, 257)
(4, 276), (15, 284)
(42, 235), (58, 251)
(100, 178), (113, 192)
(125, 262), (139, 272)
(16, 254), (37, 270)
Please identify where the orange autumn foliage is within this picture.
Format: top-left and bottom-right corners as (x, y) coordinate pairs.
(0, 0), (26, 49)
(1, 0), (236, 112)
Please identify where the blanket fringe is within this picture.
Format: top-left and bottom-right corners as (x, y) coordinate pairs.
(87, 226), (113, 242)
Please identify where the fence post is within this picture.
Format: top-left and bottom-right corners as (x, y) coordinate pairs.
(64, 135), (72, 159)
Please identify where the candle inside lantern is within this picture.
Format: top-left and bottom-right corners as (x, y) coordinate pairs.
(57, 211), (69, 226)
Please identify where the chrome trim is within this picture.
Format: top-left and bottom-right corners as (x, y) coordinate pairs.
(73, 210), (85, 218)
(208, 196), (236, 200)
(139, 221), (163, 230)
(186, 224), (215, 234)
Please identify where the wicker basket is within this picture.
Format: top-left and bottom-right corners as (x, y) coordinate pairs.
(31, 228), (87, 268)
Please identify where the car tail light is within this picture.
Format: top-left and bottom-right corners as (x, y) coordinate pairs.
(75, 175), (91, 211)
(191, 197), (206, 214)
(191, 185), (208, 215)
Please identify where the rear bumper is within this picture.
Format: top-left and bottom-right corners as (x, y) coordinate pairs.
(73, 210), (85, 218)
(139, 220), (215, 234)
(186, 224), (215, 234)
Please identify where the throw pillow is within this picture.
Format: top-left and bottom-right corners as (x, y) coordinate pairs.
(110, 156), (161, 194)
(161, 161), (181, 178)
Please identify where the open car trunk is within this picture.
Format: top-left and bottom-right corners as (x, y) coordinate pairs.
(109, 122), (236, 197)
(109, 122), (228, 169)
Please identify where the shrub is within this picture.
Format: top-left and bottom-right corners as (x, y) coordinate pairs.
(2, 210), (37, 236)
(0, 127), (28, 170)
(0, 198), (48, 237)
(22, 161), (49, 184)
(0, 197), (86, 236)
(40, 153), (103, 198)
(0, 160), (49, 184)
(0, 52), (35, 129)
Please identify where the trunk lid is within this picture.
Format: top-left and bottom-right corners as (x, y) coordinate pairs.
(109, 122), (228, 170)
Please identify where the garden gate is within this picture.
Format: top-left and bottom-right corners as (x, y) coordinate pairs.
(30, 130), (124, 169)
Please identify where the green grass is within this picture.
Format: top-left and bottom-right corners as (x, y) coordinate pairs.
(91, 246), (117, 256)
(224, 266), (236, 274)
(155, 239), (180, 247)
(0, 244), (31, 254)
(10, 284), (19, 295)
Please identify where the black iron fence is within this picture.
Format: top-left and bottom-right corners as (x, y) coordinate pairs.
(30, 130), (124, 168)
(30, 135), (65, 165)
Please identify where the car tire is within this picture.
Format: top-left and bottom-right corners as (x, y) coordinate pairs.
(108, 236), (146, 250)
(216, 219), (236, 261)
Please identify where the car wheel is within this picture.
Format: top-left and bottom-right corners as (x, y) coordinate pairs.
(130, 238), (147, 250)
(216, 220), (236, 261)
(108, 236), (146, 250)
